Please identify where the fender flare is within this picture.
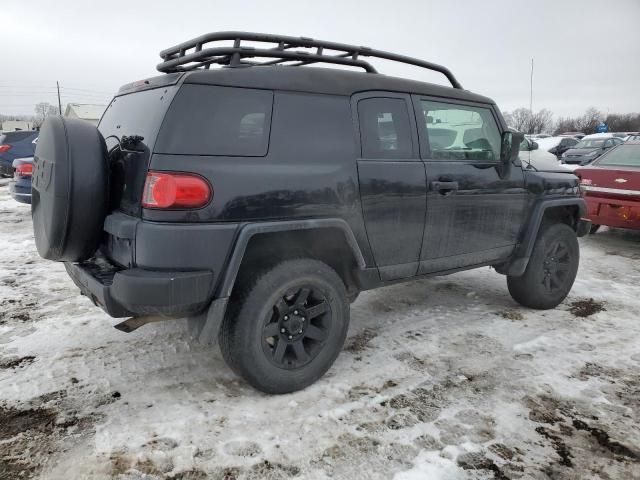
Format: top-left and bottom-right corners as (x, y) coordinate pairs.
(217, 218), (366, 298)
(190, 218), (366, 345)
(505, 197), (587, 276)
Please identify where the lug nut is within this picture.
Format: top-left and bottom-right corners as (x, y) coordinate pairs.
(301, 317), (305, 322)
(299, 329), (303, 334)
(288, 335), (293, 340)
(284, 315), (289, 321)
(294, 310), (299, 315)
(281, 328), (286, 333)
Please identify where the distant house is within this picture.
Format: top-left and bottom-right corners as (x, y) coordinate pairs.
(1, 120), (33, 132)
(64, 103), (106, 126)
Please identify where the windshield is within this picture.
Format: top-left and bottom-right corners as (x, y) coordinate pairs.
(596, 144), (640, 167)
(575, 139), (605, 148)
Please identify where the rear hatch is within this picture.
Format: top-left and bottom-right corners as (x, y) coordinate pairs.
(98, 77), (181, 217)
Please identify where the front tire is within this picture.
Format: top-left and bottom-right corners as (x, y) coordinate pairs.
(507, 223), (579, 309)
(219, 259), (349, 394)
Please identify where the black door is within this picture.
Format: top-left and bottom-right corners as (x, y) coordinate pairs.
(354, 93), (426, 281)
(413, 96), (527, 273)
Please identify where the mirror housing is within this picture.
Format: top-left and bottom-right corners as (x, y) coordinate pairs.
(501, 131), (524, 164)
(530, 141), (539, 151)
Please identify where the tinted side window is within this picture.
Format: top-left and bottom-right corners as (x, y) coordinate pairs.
(156, 85), (273, 156)
(567, 138), (578, 146)
(358, 98), (414, 159)
(420, 100), (501, 161)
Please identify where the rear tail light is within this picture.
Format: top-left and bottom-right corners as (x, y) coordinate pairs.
(15, 163), (33, 177)
(142, 171), (212, 209)
(0, 144), (12, 153)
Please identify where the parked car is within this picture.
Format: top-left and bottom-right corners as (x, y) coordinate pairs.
(575, 141), (640, 232)
(627, 134), (640, 142)
(519, 137), (571, 171)
(562, 137), (625, 166)
(8, 157), (33, 204)
(0, 130), (38, 177)
(31, 32), (590, 394)
(535, 136), (580, 159)
(560, 131), (586, 139)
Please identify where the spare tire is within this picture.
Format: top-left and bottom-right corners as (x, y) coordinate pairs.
(32, 117), (108, 262)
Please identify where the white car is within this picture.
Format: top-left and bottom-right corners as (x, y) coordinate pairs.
(519, 138), (573, 171)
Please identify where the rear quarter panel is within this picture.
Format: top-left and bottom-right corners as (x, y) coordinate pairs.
(146, 89), (374, 265)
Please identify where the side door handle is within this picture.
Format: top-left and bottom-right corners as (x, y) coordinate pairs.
(431, 180), (459, 195)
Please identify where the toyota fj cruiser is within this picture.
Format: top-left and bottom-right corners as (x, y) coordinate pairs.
(31, 32), (590, 394)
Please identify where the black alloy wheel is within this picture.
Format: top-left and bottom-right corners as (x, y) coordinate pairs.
(262, 286), (331, 369)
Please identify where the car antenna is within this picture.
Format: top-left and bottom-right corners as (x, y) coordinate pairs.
(528, 57), (534, 168)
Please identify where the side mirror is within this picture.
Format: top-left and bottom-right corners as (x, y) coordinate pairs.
(530, 141), (539, 151)
(501, 131), (524, 164)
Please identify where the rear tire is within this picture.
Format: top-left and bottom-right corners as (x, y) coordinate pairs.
(507, 223), (579, 309)
(219, 258), (349, 394)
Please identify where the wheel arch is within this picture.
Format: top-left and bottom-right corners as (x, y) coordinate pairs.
(217, 219), (366, 299)
(190, 219), (365, 346)
(500, 197), (588, 277)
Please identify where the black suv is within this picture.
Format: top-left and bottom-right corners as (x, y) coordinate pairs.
(31, 32), (590, 394)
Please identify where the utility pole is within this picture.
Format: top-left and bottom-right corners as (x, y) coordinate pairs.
(56, 81), (62, 115)
(529, 58), (534, 134)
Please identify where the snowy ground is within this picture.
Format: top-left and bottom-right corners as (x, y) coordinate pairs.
(1, 180), (639, 480)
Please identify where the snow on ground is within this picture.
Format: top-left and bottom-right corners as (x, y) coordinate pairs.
(0, 180), (639, 480)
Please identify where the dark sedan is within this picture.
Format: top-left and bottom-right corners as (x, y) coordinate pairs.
(562, 137), (624, 166)
(0, 131), (38, 177)
(8, 157), (33, 204)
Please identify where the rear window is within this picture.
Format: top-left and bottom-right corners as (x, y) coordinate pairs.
(596, 145), (640, 167)
(155, 85), (273, 156)
(99, 86), (178, 151)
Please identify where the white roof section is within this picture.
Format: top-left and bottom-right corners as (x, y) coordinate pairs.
(535, 136), (564, 150)
(64, 103), (106, 121)
(583, 133), (615, 139)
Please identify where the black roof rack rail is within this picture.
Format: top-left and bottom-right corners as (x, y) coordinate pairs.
(157, 31), (463, 90)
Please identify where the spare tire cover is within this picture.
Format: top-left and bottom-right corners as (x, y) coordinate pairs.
(32, 116), (108, 262)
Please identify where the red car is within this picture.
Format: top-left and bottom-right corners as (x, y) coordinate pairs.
(575, 141), (640, 232)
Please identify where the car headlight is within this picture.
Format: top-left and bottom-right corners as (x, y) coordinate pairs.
(585, 150), (599, 157)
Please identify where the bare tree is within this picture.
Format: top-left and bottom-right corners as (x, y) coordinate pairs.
(33, 102), (60, 128)
(503, 108), (531, 132)
(503, 108), (554, 134)
(576, 107), (602, 134)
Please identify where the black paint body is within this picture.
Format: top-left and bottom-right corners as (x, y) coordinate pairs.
(69, 66), (585, 318)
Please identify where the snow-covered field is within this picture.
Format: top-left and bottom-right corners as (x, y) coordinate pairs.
(1, 180), (639, 480)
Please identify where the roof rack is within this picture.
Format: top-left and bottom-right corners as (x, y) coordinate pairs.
(157, 31), (463, 89)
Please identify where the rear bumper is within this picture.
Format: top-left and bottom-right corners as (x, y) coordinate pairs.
(584, 195), (640, 231)
(9, 180), (31, 204)
(65, 256), (214, 318)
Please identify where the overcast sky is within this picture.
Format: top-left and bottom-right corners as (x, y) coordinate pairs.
(2, 0), (639, 118)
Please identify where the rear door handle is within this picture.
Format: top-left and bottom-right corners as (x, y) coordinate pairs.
(431, 180), (459, 195)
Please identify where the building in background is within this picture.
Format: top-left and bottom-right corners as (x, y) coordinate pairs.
(1, 120), (33, 132)
(64, 103), (106, 126)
